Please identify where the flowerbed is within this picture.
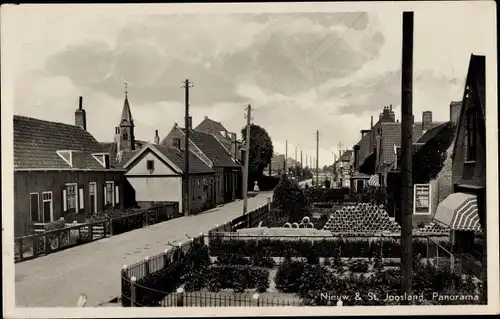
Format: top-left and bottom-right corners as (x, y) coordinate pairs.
(209, 237), (450, 259)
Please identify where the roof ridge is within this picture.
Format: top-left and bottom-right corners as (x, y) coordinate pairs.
(14, 115), (84, 130)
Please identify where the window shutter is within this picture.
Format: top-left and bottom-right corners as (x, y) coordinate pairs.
(115, 185), (120, 205)
(63, 188), (67, 212)
(104, 186), (107, 206)
(79, 187), (84, 212)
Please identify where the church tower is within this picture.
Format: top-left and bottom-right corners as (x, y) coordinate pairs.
(114, 82), (136, 152)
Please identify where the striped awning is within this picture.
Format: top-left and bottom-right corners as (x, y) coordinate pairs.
(433, 192), (483, 232)
(367, 174), (380, 187)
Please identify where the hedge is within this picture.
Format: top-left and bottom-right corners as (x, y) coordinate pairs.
(205, 266), (270, 293)
(294, 262), (479, 306)
(209, 237), (451, 259)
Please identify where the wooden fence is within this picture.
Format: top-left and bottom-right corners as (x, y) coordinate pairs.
(14, 202), (180, 263)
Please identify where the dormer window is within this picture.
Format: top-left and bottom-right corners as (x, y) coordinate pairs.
(93, 153), (111, 168)
(56, 150), (73, 167)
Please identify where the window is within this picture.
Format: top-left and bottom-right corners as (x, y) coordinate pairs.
(146, 160), (155, 171)
(395, 146), (402, 168)
(414, 184), (431, 214)
(89, 182), (97, 214)
(30, 193), (40, 222)
(466, 109), (477, 161)
(105, 182), (114, 206)
(356, 180), (365, 192)
(66, 184), (77, 212)
(42, 192), (53, 222)
(123, 132), (128, 140)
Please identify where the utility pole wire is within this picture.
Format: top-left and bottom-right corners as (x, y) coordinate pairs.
(183, 79), (193, 217)
(242, 104), (253, 216)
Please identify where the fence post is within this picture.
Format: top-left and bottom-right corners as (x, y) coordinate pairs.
(144, 256), (150, 276)
(426, 236), (429, 261)
(121, 265), (128, 307)
(130, 276), (137, 307)
(436, 244), (439, 267)
(252, 293), (260, 307)
(144, 210), (149, 227)
(163, 249), (169, 268)
(109, 217), (114, 236)
(176, 287), (185, 307)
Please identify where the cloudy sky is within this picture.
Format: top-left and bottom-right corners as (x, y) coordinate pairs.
(2, 2), (495, 167)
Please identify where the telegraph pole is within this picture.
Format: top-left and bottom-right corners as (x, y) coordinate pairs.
(305, 154), (308, 169)
(295, 146), (297, 169)
(285, 140), (288, 174)
(300, 150), (303, 180)
(183, 79), (193, 217)
(400, 11), (414, 301)
(316, 130), (320, 186)
(242, 104), (252, 215)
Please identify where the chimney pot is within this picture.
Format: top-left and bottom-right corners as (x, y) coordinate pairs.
(79, 96), (83, 110)
(155, 129), (159, 137)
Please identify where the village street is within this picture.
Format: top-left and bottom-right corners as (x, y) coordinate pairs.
(15, 192), (272, 308)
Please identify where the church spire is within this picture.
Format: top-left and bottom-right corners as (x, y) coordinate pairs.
(120, 82), (134, 127)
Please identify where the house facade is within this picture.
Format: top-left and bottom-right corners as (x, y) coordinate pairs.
(433, 54), (486, 265)
(14, 97), (125, 237)
(120, 143), (215, 214)
(162, 121), (242, 205)
(333, 150), (353, 188)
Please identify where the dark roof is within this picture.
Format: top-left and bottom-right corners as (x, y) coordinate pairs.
(14, 116), (123, 170)
(416, 122), (451, 143)
(180, 128), (240, 168)
(340, 150), (353, 161)
(379, 121), (445, 165)
(120, 97), (134, 127)
(195, 117), (227, 133)
(121, 144), (214, 174)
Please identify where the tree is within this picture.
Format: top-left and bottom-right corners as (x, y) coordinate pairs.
(272, 174), (308, 222)
(241, 124), (274, 185)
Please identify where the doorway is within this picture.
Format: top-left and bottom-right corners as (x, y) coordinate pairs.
(42, 191), (53, 222)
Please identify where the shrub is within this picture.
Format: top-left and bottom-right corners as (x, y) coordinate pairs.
(206, 266), (270, 293)
(297, 264), (332, 305)
(275, 260), (306, 293)
(349, 260), (369, 273)
(258, 175), (281, 191)
(215, 254), (251, 266)
(45, 219), (66, 232)
(251, 248), (275, 268)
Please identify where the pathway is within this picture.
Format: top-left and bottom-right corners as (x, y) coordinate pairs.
(15, 192), (272, 307)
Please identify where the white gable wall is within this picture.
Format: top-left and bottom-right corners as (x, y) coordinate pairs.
(126, 150), (183, 212)
(127, 151), (178, 175)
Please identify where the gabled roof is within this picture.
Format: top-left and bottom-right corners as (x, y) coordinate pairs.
(195, 116), (228, 134)
(339, 150), (353, 161)
(14, 116), (123, 171)
(122, 143), (215, 174)
(452, 54), (486, 158)
(416, 122), (451, 144)
(180, 128), (240, 168)
(379, 121), (445, 165)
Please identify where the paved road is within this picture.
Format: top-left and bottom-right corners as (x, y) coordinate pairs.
(15, 192), (272, 307)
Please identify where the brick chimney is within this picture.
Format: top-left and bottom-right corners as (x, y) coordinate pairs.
(154, 130), (160, 145)
(422, 111), (433, 130)
(379, 105), (396, 122)
(353, 145), (360, 170)
(75, 96), (86, 130)
(230, 132), (237, 158)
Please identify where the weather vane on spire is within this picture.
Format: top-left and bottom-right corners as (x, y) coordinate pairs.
(124, 81), (128, 98)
